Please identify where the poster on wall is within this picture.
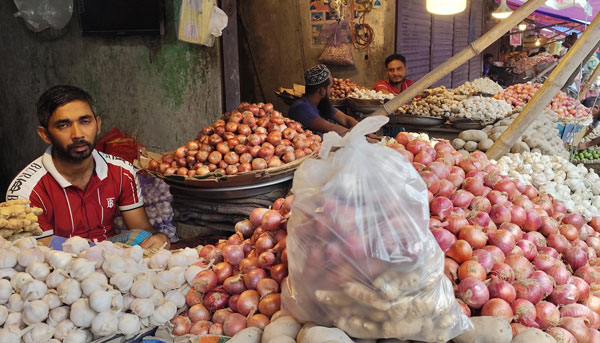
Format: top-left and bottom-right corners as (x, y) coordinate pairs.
(510, 27), (522, 46)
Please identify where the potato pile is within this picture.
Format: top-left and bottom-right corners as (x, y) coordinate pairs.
(396, 86), (466, 117)
(453, 77), (503, 96)
(0, 199), (43, 240)
(331, 78), (361, 99)
(451, 109), (569, 159)
(396, 80), (512, 123)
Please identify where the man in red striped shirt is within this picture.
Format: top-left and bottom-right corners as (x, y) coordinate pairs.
(373, 54), (415, 95)
(6, 85), (170, 248)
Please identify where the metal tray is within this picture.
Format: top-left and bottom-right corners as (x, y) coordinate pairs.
(137, 151), (315, 189)
(346, 97), (384, 114)
(330, 98), (347, 107)
(387, 114), (446, 126)
(167, 174), (293, 200)
(451, 119), (485, 130)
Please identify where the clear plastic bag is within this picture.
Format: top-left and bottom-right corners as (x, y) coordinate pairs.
(281, 117), (472, 342)
(13, 0), (73, 32)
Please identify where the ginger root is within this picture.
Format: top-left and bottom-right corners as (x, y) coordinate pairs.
(343, 282), (390, 311)
(315, 289), (353, 307)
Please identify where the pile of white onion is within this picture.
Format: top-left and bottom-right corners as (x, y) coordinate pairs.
(114, 175), (177, 242)
(0, 236), (198, 343)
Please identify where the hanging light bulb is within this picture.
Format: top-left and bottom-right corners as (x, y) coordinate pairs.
(426, 0), (467, 15)
(535, 39), (541, 46)
(518, 23), (527, 31)
(492, 0), (513, 19)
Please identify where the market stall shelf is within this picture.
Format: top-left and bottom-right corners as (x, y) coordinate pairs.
(346, 97), (384, 114)
(387, 114), (446, 127)
(167, 174), (293, 201)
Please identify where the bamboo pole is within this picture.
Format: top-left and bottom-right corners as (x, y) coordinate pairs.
(561, 42), (600, 92)
(371, 0), (547, 117)
(579, 61), (600, 100)
(486, 14), (600, 160)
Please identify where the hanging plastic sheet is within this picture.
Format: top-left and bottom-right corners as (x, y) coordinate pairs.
(178, 0), (228, 47)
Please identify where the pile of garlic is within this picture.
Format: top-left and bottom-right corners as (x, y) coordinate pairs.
(495, 151), (600, 220)
(348, 88), (394, 100)
(453, 78), (504, 96)
(0, 236), (197, 343)
(448, 96), (513, 124)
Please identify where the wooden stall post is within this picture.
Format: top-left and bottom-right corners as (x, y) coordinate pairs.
(579, 62), (600, 100)
(486, 15), (600, 160)
(370, 0), (547, 117)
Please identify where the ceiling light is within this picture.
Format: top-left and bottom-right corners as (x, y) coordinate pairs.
(492, 0), (513, 19)
(426, 0), (467, 15)
(519, 23), (527, 31)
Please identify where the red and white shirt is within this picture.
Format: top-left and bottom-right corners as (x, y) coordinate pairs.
(373, 79), (415, 95)
(6, 146), (144, 241)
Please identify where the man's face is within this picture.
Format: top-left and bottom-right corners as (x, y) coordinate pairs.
(317, 76), (333, 114)
(38, 100), (101, 162)
(325, 75), (333, 99)
(386, 59), (407, 84)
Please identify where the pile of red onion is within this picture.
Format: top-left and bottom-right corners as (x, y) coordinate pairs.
(390, 132), (600, 342)
(146, 102), (322, 178)
(170, 196), (292, 337)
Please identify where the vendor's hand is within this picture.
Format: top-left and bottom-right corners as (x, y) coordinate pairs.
(140, 233), (170, 250)
(578, 142), (589, 150)
(366, 133), (380, 143)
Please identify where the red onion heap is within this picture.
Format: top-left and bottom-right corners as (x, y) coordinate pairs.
(388, 133), (600, 339)
(146, 102), (322, 177)
(171, 196), (292, 337)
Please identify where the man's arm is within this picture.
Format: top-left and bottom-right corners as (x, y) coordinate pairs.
(579, 137), (600, 150)
(332, 110), (359, 129)
(308, 116), (349, 136)
(121, 207), (170, 249)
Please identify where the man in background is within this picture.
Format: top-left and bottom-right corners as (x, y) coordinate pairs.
(288, 64), (359, 137)
(373, 54), (415, 94)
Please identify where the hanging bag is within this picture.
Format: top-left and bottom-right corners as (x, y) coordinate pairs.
(318, 20), (355, 66)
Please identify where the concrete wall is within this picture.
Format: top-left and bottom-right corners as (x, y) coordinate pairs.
(0, 1), (223, 199)
(238, 0), (397, 111)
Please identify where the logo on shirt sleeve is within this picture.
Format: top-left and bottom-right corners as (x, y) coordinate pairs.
(106, 198), (115, 208)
